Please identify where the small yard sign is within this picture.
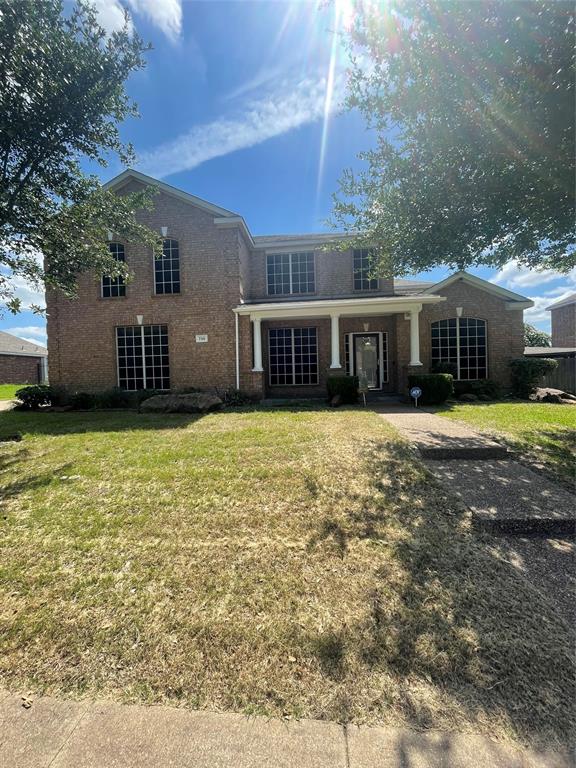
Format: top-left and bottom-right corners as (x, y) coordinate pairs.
(410, 386), (422, 407)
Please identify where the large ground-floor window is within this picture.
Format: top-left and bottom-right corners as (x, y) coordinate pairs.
(116, 324), (170, 390)
(269, 327), (318, 386)
(431, 317), (487, 380)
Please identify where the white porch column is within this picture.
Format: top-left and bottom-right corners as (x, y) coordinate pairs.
(330, 313), (342, 369)
(252, 316), (264, 372)
(409, 309), (423, 366)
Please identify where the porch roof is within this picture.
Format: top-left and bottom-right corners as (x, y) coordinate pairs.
(233, 294), (445, 320)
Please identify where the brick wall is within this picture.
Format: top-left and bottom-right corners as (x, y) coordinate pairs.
(248, 248), (394, 301)
(47, 183), (245, 393)
(0, 355), (42, 384)
(551, 304), (575, 347)
(394, 278), (524, 393)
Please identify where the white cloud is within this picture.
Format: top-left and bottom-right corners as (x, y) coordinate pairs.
(4, 325), (47, 343)
(126, 0), (182, 42)
(492, 260), (576, 289)
(490, 260), (576, 331)
(138, 73), (344, 178)
(89, 0), (181, 41)
(91, 0), (133, 35)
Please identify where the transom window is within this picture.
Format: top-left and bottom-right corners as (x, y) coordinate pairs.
(116, 324), (170, 391)
(102, 242), (126, 298)
(431, 318), (487, 380)
(154, 239), (180, 294)
(353, 248), (379, 290)
(269, 327), (318, 386)
(267, 252), (315, 295)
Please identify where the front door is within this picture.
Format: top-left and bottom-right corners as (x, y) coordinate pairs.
(353, 334), (381, 390)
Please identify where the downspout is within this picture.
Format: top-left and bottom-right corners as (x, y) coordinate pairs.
(235, 311), (240, 390)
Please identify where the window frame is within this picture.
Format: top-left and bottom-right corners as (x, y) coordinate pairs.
(431, 317), (488, 381)
(353, 248), (379, 291)
(268, 326), (319, 386)
(154, 238), (181, 295)
(101, 242), (126, 299)
(116, 324), (170, 391)
(266, 252), (315, 296)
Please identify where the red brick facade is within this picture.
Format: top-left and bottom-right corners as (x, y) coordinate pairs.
(0, 355), (43, 384)
(46, 172), (529, 399)
(550, 303), (576, 347)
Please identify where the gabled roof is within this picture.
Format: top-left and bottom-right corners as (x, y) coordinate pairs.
(104, 169), (240, 219)
(394, 278), (435, 296)
(0, 331), (47, 357)
(546, 293), (576, 311)
(424, 270), (533, 308)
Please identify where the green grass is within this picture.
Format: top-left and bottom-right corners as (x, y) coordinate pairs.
(0, 384), (23, 400)
(0, 407), (573, 749)
(437, 401), (576, 484)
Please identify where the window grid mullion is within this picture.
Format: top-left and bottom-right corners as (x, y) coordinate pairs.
(289, 254), (293, 295)
(456, 319), (461, 380)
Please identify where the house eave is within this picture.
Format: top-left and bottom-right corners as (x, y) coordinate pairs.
(234, 294), (445, 320)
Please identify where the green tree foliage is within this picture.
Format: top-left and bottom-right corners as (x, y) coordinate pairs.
(0, 0), (160, 313)
(333, 1), (575, 276)
(524, 323), (552, 347)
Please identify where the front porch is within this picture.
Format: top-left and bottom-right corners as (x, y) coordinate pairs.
(234, 295), (445, 398)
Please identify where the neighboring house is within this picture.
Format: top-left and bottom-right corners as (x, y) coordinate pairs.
(547, 294), (576, 347)
(0, 331), (48, 385)
(46, 169), (533, 399)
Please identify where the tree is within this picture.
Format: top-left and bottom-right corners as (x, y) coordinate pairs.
(332, 1), (575, 277)
(0, 0), (160, 313)
(524, 323), (552, 347)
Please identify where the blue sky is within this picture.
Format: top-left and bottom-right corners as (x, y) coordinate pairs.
(3, 0), (574, 347)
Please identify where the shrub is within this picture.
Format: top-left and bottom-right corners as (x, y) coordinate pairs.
(69, 391), (97, 410)
(408, 373), (453, 405)
(431, 360), (458, 377)
(15, 384), (53, 410)
(510, 358), (558, 398)
(95, 387), (135, 409)
(221, 388), (254, 407)
(453, 379), (502, 400)
(327, 375), (359, 404)
(50, 385), (71, 407)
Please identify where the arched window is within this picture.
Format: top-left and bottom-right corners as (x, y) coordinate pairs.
(431, 318), (487, 380)
(154, 238), (180, 294)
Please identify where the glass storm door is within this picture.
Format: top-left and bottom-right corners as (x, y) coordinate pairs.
(353, 334), (380, 389)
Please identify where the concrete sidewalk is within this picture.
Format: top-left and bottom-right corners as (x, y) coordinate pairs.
(0, 689), (572, 768)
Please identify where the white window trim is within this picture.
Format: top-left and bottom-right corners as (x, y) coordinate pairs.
(116, 324), (170, 391)
(102, 242), (126, 299)
(153, 239), (180, 295)
(432, 317), (488, 381)
(268, 327), (319, 387)
(266, 252), (316, 297)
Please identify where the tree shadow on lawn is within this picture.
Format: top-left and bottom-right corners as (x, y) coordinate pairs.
(306, 439), (575, 748)
(0, 409), (208, 438)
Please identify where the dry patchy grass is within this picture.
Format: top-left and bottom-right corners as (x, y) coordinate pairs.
(0, 407), (574, 749)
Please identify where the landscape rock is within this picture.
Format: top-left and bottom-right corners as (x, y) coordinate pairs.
(530, 387), (576, 404)
(459, 393), (478, 402)
(140, 393), (223, 414)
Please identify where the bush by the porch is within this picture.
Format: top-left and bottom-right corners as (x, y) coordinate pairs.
(408, 373), (453, 404)
(510, 358), (558, 399)
(327, 375), (359, 404)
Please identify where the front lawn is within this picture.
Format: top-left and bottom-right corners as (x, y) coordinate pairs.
(0, 408), (573, 748)
(437, 402), (576, 484)
(0, 383), (21, 400)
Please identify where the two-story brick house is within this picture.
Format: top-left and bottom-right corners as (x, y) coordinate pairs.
(46, 169), (533, 399)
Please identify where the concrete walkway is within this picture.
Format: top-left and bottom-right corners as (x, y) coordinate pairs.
(376, 406), (576, 535)
(0, 689), (572, 768)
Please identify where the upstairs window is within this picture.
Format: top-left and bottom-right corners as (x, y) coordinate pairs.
(102, 242), (126, 298)
(267, 252), (315, 295)
(155, 238), (180, 294)
(116, 324), (170, 391)
(431, 318), (487, 380)
(353, 249), (379, 290)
